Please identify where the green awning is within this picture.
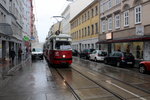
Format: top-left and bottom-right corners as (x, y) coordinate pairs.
(23, 36), (30, 41)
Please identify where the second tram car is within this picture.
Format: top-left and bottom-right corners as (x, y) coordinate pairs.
(44, 34), (72, 66)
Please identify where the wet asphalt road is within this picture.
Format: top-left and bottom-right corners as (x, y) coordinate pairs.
(0, 57), (150, 100)
(0, 59), (76, 100)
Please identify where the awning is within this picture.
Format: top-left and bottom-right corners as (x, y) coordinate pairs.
(96, 35), (150, 44)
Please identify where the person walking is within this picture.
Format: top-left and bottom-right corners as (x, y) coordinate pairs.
(9, 48), (16, 65)
(18, 47), (22, 61)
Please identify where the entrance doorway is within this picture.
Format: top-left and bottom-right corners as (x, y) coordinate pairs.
(2, 41), (6, 59)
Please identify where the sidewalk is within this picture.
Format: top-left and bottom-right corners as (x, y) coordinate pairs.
(0, 56), (30, 89)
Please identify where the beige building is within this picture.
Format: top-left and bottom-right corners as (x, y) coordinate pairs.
(98, 0), (150, 60)
(70, 0), (100, 52)
(48, 21), (62, 36)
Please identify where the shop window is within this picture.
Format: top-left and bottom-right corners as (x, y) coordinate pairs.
(133, 42), (143, 59)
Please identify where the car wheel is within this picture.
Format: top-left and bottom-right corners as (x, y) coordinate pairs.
(104, 59), (108, 64)
(94, 57), (97, 62)
(116, 62), (121, 67)
(139, 65), (146, 74)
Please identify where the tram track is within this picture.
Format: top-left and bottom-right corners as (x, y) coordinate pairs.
(74, 58), (150, 94)
(55, 68), (81, 100)
(49, 66), (81, 100)
(54, 67), (124, 100)
(71, 64), (150, 100)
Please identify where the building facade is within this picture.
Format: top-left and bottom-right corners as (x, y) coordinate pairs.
(0, 0), (24, 61)
(61, 5), (71, 34)
(0, 0), (35, 61)
(70, 0), (100, 52)
(98, 0), (150, 60)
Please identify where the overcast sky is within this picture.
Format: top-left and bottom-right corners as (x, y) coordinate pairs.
(33, 0), (71, 43)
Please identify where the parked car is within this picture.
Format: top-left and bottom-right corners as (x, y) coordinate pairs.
(104, 51), (135, 67)
(72, 49), (79, 56)
(139, 61), (150, 74)
(32, 48), (44, 60)
(79, 49), (95, 59)
(89, 50), (107, 62)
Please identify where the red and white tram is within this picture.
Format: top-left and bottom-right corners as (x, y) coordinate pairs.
(44, 33), (72, 66)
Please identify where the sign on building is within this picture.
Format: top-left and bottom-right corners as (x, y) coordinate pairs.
(106, 32), (113, 40)
(136, 25), (144, 35)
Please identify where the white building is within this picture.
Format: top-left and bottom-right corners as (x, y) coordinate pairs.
(61, 5), (71, 34)
(0, 0), (24, 61)
(22, 0), (32, 51)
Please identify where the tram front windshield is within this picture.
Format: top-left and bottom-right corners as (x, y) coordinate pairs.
(55, 41), (71, 50)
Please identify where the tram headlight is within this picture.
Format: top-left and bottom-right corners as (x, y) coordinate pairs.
(62, 55), (66, 58)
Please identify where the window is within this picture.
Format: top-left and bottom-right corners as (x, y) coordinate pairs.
(102, 20), (106, 32)
(79, 30), (81, 38)
(108, 17), (112, 30)
(85, 13), (87, 21)
(85, 27), (87, 36)
(95, 6), (98, 15)
(82, 28), (84, 37)
(95, 23), (98, 34)
(124, 10), (129, 26)
(135, 5), (142, 24)
(91, 9), (94, 17)
(108, 0), (112, 9)
(88, 11), (90, 19)
(116, 0), (121, 5)
(115, 14), (120, 29)
(88, 26), (90, 36)
(91, 25), (94, 34)
(55, 41), (71, 50)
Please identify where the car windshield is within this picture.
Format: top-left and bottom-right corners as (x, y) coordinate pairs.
(32, 48), (43, 52)
(55, 41), (71, 50)
(101, 51), (107, 56)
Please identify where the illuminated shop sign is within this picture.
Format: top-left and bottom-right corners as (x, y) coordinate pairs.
(106, 32), (112, 40)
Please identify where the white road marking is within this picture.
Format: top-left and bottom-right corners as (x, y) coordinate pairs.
(106, 80), (147, 100)
(88, 72), (96, 76)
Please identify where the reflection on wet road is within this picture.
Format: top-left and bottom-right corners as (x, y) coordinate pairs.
(44, 57), (150, 99)
(73, 57), (150, 92)
(0, 57), (150, 100)
(58, 57), (150, 100)
(0, 60), (76, 100)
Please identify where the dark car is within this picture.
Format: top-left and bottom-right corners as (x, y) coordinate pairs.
(32, 48), (44, 60)
(104, 51), (135, 67)
(72, 49), (79, 56)
(79, 49), (95, 59)
(139, 61), (150, 74)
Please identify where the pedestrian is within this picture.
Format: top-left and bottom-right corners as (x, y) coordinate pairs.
(18, 47), (22, 61)
(9, 48), (16, 65)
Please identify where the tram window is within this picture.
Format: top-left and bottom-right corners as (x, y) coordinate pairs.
(55, 41), (71, 50)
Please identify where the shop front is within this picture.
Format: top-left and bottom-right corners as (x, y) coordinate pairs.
(112, 42), (144, 60)
(97, 36), (150, 61)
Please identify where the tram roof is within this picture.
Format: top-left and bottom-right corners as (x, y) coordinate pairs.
(49, 33), (71, 39)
